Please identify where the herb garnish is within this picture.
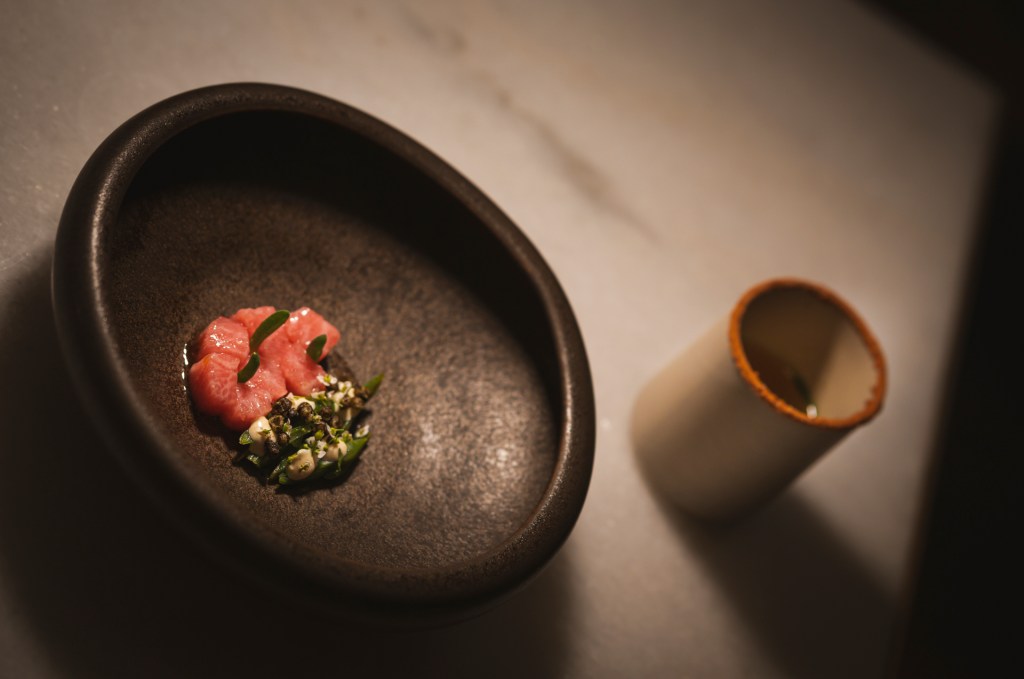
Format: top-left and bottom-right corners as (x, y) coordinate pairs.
(239, 373), (383, 487)
(250, 309), (290, 349)
(306, 333), (327, 361)
(237, 353), (260, 383)
(237, 309), (290, 383)
(364, 372), (384, 398)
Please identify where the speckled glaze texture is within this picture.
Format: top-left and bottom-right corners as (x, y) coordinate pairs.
(52, 83), (595, 623)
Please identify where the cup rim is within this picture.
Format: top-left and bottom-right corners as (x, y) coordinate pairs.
(728, 278), (887, 429)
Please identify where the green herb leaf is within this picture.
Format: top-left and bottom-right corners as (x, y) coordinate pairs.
(269, 454), (292, 480)
(246, 453), (273, 468)
(250, 309), (290, 351)
(237, 353), (260, 383)
(313, 393), (335, 411)
(326, 434), (370, 480)
(363, 372), (384, 399)
(282, 425), (311, 453)
(310, 458), (335, 481)
(306, 334), (327, 362)
(239, 430), (253, 445)
(342, 434), (369, 463)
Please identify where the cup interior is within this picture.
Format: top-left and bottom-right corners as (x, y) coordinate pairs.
(733, 281), (885, 425)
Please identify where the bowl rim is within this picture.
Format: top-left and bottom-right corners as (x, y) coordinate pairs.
(52, 82), (595, 620)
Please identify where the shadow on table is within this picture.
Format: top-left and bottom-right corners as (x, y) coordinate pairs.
(0, 250), (576, 679)
(655, 487), (894, 679)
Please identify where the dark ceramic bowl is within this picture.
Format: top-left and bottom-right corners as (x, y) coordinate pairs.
(52, 83), (594, 624)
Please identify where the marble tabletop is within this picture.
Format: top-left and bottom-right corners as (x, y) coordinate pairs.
(0, 0), (995, 676)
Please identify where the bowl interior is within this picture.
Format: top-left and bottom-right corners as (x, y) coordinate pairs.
(100, 109), (563, 574)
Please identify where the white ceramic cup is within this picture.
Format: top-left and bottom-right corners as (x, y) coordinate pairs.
(632, 279), (886, 520)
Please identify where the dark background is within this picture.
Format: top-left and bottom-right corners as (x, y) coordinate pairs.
(860, 1), (1024, 676)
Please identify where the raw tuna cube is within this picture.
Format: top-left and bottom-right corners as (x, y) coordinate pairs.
(188, 307), (341, 430)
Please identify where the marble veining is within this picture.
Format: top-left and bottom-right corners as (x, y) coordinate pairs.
(0, 0), (996, 677)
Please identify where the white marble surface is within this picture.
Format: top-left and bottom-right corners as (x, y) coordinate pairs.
(0, 0), (996, 676)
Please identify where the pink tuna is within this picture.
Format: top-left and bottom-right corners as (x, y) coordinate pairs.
(188, 307), (341, 430)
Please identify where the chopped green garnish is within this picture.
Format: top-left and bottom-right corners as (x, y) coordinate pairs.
(325, 434), (369, 480)
(282, 425), (311, 453)
(246, 453), (274, 469)
(310, 457), (335, 481)
(306, 334), (327, 362)
(269, 455), (291, 482)
(238, 364), (381, 488)
(250, 309), (290, 351)
(237, 352), (260, 383)
(342, 435), (369, 463)
(364, 372), (384, 399)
